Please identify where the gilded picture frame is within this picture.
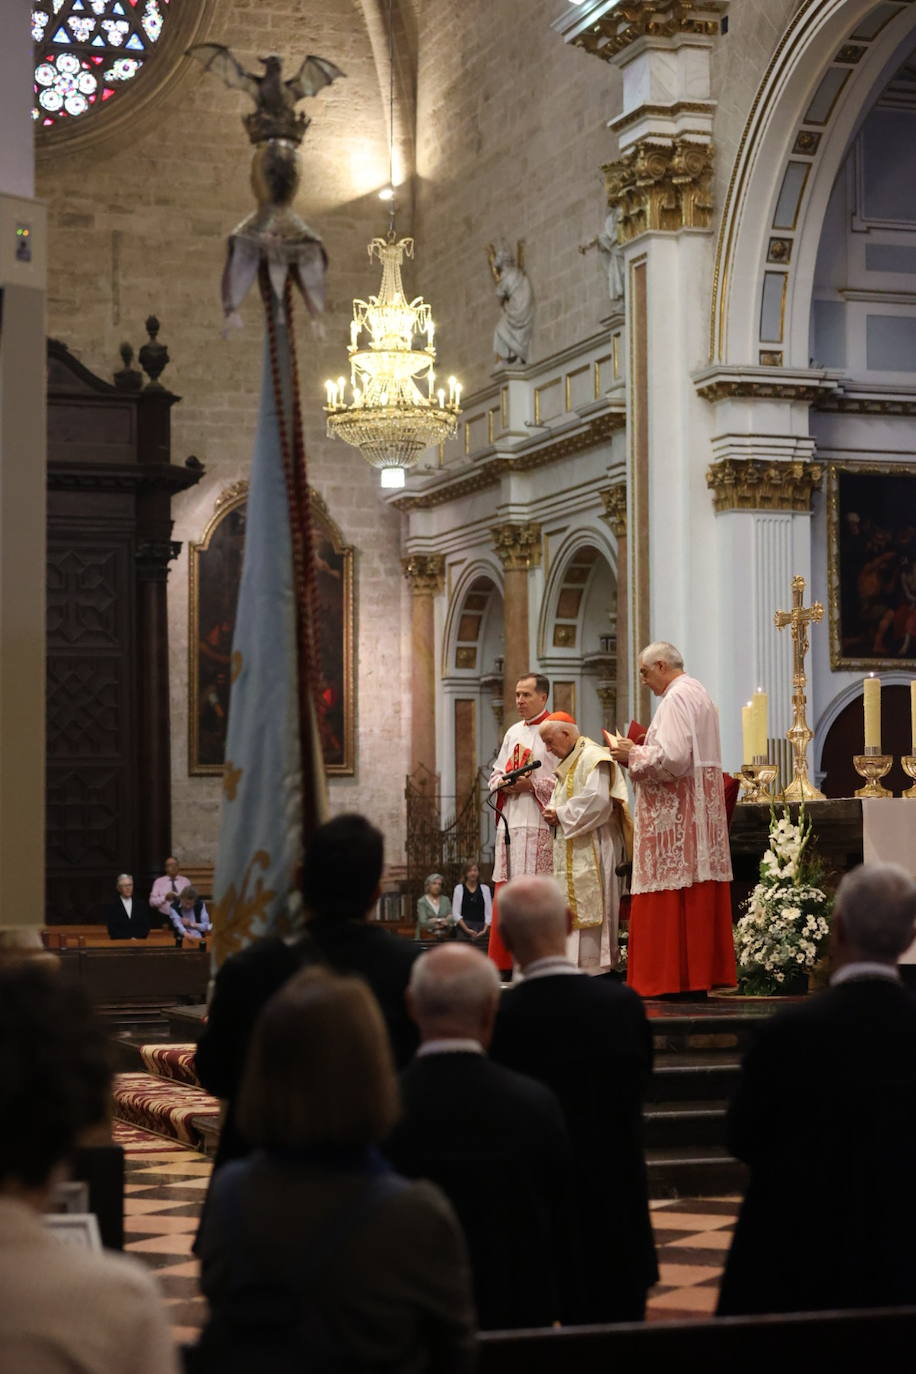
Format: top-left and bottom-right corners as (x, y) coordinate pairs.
(189, 483), (356, 776)
(827, 460), (916, 670)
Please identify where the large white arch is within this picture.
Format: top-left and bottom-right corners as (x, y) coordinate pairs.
(712, 0), (916, 366)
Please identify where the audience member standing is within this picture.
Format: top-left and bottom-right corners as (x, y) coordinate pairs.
(491, 875), (658, 1323)
(718, 863), (916, 1316)
(196, 968), (474, 1373)
(104, 873), (153, 941)
(196, 814), (418, 1171)
(0, 962), (177, 1374)
(149, 856), (190, 923)
(386, 944), (577, 1330)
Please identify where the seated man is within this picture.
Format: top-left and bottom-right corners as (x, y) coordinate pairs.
(386, 944), (577, 1330)
(718, 862), (916, 1316)
(149, 855), (190, 925)
(0, 960), (177, 1374)
(169, 886), (211, 948)
(490, 875), (657, 1324)
(104, 873), (153, 942)
(539, 715), (630, 974)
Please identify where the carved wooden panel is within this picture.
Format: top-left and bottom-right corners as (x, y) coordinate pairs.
(47, 542), (126, 648)
(47, 657), (124, 759)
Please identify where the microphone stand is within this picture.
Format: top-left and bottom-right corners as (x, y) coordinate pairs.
(486, 787), (512, 880)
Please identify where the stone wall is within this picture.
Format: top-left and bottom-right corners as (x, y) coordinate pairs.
(37, 0), (411, 866)
(412, 0), (623, 395)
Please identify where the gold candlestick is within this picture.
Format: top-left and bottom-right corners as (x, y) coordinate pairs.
(774, 575), (826, 801)
(853, 749), (892, 798)
(735, 760), (778, 804)
(900, 755), (916, 799)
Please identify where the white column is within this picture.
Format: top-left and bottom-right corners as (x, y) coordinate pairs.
(0, 21), (46, 943)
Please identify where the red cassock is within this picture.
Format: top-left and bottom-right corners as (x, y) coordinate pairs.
(623, 677), (737, 998)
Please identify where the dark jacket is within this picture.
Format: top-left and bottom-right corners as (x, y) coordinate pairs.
(195, 918), (419, 1169)
(718, 975), (916, 1316)
(104, 896), (153, 941)
(197, 1150), (474, 1374)
(386, 1051), (577, 1331)
(490, 971), (657, 1323)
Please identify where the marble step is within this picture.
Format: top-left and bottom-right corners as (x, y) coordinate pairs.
(648, 1056), (741, 1103)
(647, 1144), (747, 1200)
(644, 1100), (728, 1150)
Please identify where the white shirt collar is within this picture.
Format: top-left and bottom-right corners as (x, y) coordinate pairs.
(830, 961), (901, 987)
(416, 1038), (485, 1057)
(522, 956), (583, 981)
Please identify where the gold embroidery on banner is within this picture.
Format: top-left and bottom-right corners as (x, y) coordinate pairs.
(212, 849), (276, 966)
(223, 760), (242, 800)
(230, 650), (243, 683)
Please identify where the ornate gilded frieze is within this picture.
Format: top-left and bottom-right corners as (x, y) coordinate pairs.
(599, 485), (628, 537)
(491, 522), (543, 573)
(402, 553), (445, 595)
(706, 459), (823, 513)
(572, 1), (727, 62)
(604, 138), (714, 242)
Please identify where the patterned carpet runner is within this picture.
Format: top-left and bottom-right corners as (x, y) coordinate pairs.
(113, 1070), (219, 1150)
(139, 1043), (200, 1087)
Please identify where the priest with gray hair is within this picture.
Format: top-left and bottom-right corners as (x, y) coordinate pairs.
(607, 641), (735, 998)
(539, 714), (631, 974)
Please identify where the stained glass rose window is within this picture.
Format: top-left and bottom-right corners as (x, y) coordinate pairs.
(32, 0), (171, 128)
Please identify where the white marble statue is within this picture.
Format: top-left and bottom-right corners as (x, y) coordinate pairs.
(579, 208), (625, 305)
(487, 240), (535, 365)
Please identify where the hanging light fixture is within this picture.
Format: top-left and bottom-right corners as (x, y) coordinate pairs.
(324, 1), (461, 489)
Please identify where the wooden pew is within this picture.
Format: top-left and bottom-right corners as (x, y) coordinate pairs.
(476, 1307), (916, 1370)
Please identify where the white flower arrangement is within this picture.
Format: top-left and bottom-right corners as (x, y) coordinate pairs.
(734, 806), (832, 995)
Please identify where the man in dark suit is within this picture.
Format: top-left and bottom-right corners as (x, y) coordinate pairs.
(195, 814), (418, 1170)
(104, 873), (153, 941)
(386, 943), (577, 1331)
(718, 862), (916, 1316)
(489, 875), (658, 1324)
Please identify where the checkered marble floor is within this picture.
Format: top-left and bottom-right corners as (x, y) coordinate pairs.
(646, 1196), (740, 1319)
(116, 1120), (209, 1344)
(117, 1120), (740, 1340)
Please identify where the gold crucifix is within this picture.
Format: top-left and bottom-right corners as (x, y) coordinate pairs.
(774, 574), (825, 801)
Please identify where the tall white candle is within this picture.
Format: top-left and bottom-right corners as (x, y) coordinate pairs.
(751, 688), (768, 760)
(911, 680), (916, 754)
(741, 703), (754, 764)
(863, 674), (881, 750)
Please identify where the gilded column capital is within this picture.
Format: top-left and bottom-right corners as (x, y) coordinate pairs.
(706, 459), (824, 514)
(402, 553), (445, 595)
(491, 522), (543, 572)
(603, 137), (714, 242)
(599, 485), (628, 538)
(570, 1), (727, 62)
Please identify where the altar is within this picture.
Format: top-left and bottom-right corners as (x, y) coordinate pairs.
(729, 797), (916, 962)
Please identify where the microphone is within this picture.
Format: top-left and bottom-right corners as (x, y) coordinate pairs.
(499, 759), (542, 785)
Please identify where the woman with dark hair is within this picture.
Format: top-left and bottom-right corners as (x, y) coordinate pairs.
(452, 862), (492, 947)
(195, 968), (475, 1373)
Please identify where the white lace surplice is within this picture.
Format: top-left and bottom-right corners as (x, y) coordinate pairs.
(489, 718), (556, 883)
(627, 675), (733, 895)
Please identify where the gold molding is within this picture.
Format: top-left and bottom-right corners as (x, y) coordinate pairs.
(402, 553), (445, 595)
(572, 1), (726, 62)
(604, 137), (714, 242)
(695, 377), (825, 403)
(36, 0), (220, 159)
(817, 394), (916, 416)
(491, 522), (543, 573)
(706, 458), (823, 512)
(599, 485), (628, 537)
(390, 410), (626, 512)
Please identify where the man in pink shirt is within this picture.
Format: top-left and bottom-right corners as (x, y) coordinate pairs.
(149, 855), (190, 922)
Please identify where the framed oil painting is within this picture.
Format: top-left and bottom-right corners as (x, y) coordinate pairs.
(189, 483), (355, 775)
(827, 461), (916, 670)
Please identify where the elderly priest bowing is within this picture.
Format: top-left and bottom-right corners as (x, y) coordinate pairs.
(608, 642), (736, 999)
(540, 715), (631, 974)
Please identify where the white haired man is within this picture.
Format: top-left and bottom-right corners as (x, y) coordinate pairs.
(104, 874), (153, 941)
(539, 714), (631, 974)
(491, 875), (657, 1323)
(718, 863), (916, 1315)
(607, 641), (735, 998)
(386, 944), (576, 1330)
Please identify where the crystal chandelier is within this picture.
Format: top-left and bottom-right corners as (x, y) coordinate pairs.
(325, 235), (461, 488)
